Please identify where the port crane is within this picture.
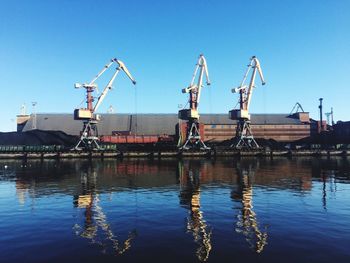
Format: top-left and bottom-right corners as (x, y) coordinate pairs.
(229, 56), (265, 149)
(290, 102), (305, 115)
(74, 57), (136, 150)
(178, 54), (211, 150)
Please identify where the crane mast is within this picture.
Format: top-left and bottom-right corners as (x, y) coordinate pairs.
(325, 107), (334, 126)
(178, 54), (211, 150)
(74, 57), (136, 150)
(229, 56), (265, 149)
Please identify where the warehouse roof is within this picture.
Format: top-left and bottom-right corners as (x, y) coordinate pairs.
(250, 114), (303, 124)
(21, 113), (307, 135)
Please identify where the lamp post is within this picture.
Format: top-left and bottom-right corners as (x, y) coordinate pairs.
(31, 102), (37, 130)
(318, 98), (323, 133)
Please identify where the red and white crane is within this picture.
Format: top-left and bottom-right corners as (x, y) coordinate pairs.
(178, 54), (211, 150)
(229, 56), (265, 149)
(74, 57), (136, 150)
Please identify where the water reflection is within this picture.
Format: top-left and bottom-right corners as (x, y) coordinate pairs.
(309, 158), (344, 210)
(178, 160), (212, 262)
(232, 159), (268, 253)
(321, 170), (338, 211)
(72, 161), (137, 255)
(1, 157), (350, 262)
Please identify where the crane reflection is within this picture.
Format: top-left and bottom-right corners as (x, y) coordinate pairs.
(73, 161), (137, 255)
(231, 159), (268, 253)
(178, 160), (212, 262)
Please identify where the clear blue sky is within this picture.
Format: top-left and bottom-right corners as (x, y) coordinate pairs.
(1, 0), (349, 131)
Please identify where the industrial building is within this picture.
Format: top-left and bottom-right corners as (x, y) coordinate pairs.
(17, 112), (312, 143)
(332, 121), (350, 143)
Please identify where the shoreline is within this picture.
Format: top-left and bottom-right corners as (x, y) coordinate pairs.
(0, 149), (349, 159)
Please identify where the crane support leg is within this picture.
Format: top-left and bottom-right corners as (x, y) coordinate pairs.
(179, 121), (210, 151)
(74, 121), (100, 150)
(231, 120), (259, 149)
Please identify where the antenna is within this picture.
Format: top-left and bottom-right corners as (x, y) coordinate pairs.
(107, 105), (114, 114)
(20, 103), (27, 115)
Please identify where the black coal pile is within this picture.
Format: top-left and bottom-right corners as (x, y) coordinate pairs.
(0, 130), (78, 146)
(212, 138), (287, 150)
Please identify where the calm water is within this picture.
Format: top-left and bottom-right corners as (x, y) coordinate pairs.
(0, 157), (349, 263)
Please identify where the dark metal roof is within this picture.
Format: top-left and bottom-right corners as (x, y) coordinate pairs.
(23, 114), (81, 135)
(200, 114), (236, 124)
(129, 114), (179, 135)
(22, 113), (305, 135)
(250, 114), (302, 125)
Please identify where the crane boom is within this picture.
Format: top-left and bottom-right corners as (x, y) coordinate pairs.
(290, 102), (305, 115)
(93, 60), (136, 113)
(89, 59), (115, 87)
(187, 55), (210, 104)
(196, 55), (210, 104)
(234, 56), (265, 113)
(180, 54), (210, 120)
(117, 60), (137, 85)
(231, 56), (265, 120)
(93, 69), (120, 113)
(246, 57), (265, 110)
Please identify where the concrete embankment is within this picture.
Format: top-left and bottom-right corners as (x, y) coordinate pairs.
(0, 149), (349, 159)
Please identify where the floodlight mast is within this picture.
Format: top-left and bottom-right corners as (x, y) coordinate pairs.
(178, 54), (211, 150)
(229, 56), (265, 149)
(74, 58), (136, 150)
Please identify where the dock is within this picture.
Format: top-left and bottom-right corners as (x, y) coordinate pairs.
(0, 149), (349, 160)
